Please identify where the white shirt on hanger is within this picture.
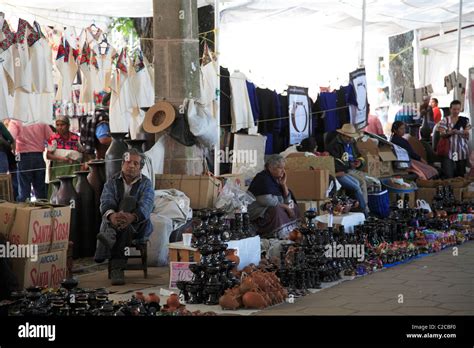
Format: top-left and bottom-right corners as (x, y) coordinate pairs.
(229, 71), (257, 134)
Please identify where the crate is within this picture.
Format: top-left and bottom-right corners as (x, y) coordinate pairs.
(168, 242), (201, 263)
(0, 174), (13, 202)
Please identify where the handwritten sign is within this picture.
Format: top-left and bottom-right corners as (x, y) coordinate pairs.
(169, 262), (196, 289)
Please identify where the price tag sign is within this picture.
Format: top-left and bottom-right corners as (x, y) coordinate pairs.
(169, 262), (196, 289)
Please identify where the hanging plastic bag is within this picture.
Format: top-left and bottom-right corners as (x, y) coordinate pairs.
(186, 98), (218, 148)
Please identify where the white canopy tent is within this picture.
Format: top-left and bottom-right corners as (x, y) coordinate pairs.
(1, 0), (472, 108)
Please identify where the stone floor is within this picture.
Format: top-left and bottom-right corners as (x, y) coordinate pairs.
(75, 241), (474, 315)
(258, 241), (474, 315)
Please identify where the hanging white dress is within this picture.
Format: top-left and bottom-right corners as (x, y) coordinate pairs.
(199, 60), (218, 118)
(55, 38), (78, 102)
(0, 19), (15, 120)
(78, 43), (99, 104)
(94, 44), (116, 93)
(109, 49), (133, 133)
(12, 19), (40, 122)
(130, 53), (154, 108)
(128, 53), (155, 139)
(30, 22), (55, 124)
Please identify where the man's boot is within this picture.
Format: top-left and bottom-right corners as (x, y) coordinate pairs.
(110, 258), (127, 285)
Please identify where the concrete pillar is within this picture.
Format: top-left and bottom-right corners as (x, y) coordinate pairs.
(153, 0), (200, 104)
(153, 0), (203, 176)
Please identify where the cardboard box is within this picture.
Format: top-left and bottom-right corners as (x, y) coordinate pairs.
(285, 153), (335, 176)
(357, 138), (397, 177)
(416, 188), (436, 204)
(463, 190), (474, 200)
(168, 242), (201, 263)
(232, 134), (266, 188)
(287, 170), (330, 200)
(362, 153), (381, 178)
(11, 249), (67, 289)
(380, 161), (394, 177)
(454, 188), (463, 202)
(155, 174), (222, 209)
(0, 202), (71, 254)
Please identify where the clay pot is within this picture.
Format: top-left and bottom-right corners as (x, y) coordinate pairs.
(135, 291), (145, 302)
(225, 249), (240, 266)
(288, 229), (304, 242)
(74, 170), (95, 257)
(240, 277), (258, 294)
(219, 294), (241, 310)
(167, 294), (180, 309)
(146, 293), (160, 304)
(242, 265), (254, 274)
(242, 291), (266, 309)
(56, 175), (80, 259)
(105, 132), (129, 180)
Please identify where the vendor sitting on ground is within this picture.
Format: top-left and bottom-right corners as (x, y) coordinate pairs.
(390, 121), (438, 180)
(248, 154), (300, 239)
(326, 123), (368, 215)
(94, 148), (155, 286)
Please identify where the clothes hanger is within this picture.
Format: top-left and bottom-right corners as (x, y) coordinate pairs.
(98, 33), (109, 55)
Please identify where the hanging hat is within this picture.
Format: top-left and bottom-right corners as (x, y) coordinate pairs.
(143, 101), (176, 134)
(336, 123), (360, 138)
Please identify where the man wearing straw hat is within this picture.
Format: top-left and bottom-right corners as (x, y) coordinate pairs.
(326, 123), (369, 215)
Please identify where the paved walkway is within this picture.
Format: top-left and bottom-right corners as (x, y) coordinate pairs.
(257, 241), (474, 315)
(75, 242), (474, 315)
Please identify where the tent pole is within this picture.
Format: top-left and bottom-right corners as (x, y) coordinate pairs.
(360, 0), (367, 68)
(456, 0), (463, 80)
(214, 0), (221, 176)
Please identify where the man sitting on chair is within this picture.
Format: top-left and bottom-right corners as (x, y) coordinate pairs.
(94, 148), (155, 285)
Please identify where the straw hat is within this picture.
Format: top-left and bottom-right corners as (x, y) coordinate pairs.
(337, 123), (360, 138)
(143, 101), (176, 134)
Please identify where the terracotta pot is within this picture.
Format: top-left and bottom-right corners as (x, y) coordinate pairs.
(240, 277), (257, 294)
(135, 291), (145, 302)
(74, 170), (95, 257)
(219, 294), (241, 310)
(167, 294), (180, 309)
(242, 291), (266, 309)
(225, 249), (240, 266)
(146, 293), (160, 304)
(57, 175), (80, 259)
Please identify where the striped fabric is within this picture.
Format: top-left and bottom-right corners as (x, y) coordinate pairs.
(438, 116), (471, 161)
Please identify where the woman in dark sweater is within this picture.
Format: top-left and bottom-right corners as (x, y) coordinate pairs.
(391, 121), (438, 179)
